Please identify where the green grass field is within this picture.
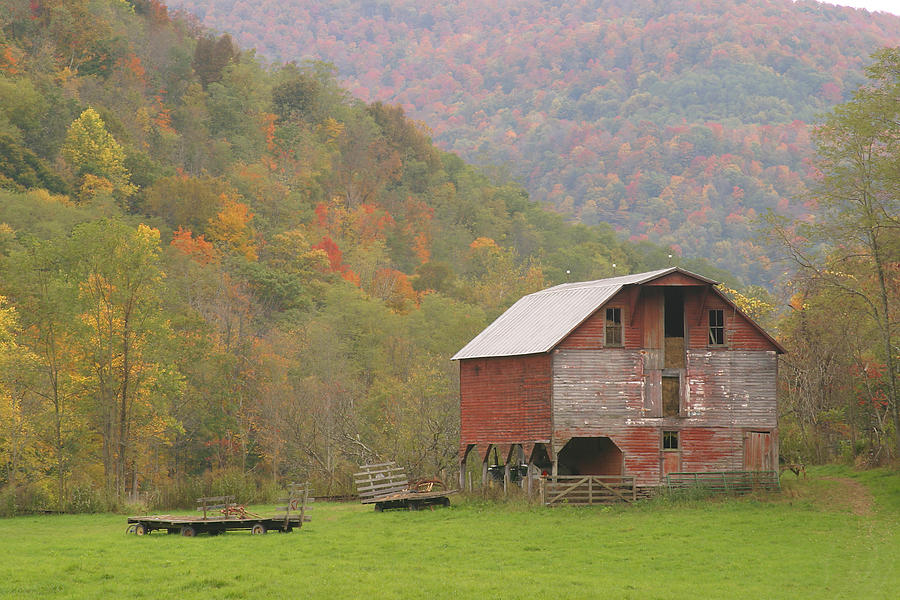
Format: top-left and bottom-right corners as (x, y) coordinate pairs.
(0, 466), (896, 599)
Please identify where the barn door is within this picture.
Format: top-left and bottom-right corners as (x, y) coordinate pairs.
(662, 451), (681, 476)
(744, 432), (773, 471)
(660, 431), (681, 482)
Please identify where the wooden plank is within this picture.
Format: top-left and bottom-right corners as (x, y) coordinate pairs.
(354, 467), (406, 477)
(354, 472), (408, 483)
(354, 473), (407, 483)
(355, 480), (409, 495)
(355, 461), (399, 471)
(196, 504), (234, 511)
(354, 466), (406, 476)
(355, 475), (407, 485)
(356, 478), (408, 491)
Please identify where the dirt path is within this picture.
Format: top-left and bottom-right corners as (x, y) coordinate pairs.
(818, 476), (875, 516)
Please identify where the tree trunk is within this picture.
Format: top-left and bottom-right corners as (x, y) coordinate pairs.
(871, 238), (900, 454)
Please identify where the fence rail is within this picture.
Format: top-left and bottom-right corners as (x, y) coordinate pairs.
(541, 475), (636, 506)
(666, 471), (780, 494)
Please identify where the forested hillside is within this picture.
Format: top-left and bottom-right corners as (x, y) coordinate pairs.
(0, 0), (733, 512)
(0, 2), (896, 514)
(165, 0), (900, 283)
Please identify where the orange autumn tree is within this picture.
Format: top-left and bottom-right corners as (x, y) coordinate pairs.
(372, 268), (417, 313)
(170, 227), (217, 265)
(207, 198), (258, 260)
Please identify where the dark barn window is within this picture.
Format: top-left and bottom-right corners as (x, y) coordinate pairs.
(605, 307), (623, 346)
(708, 309), (725, 345)
(663, 431), (679, 450)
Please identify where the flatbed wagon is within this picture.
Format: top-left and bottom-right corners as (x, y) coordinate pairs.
(362, 489), (454, 512)
(127, 483), (311, 536)
(126, 513), (304, 536)
(354, 462), (456, 511)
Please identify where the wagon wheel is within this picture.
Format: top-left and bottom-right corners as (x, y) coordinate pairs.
(373, 503), (384, 512)
(289, 498), (299, 510)
(181, 525), (196, 537)
(251, 523), (266, 535)
(126, 524), (137, 535)
(134, 523), (147, 536)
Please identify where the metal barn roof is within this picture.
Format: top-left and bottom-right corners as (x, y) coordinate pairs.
(452, 267), (700, 361)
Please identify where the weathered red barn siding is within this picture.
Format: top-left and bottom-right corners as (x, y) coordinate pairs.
(557, 297), (641, 349)
(679, 427), (745, 472)
(459, 354), (552, 446)
(684, 290), (774, 350)
(617, 428), (664, 486)
(645, 272), (709, 287)
(556, 310), (605, 350)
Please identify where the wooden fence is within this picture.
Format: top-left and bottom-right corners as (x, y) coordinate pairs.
(665, 471), (780, 494)
(541, 475), (636, 506)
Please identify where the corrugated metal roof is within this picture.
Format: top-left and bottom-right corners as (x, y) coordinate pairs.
(452, 267), (689, 360)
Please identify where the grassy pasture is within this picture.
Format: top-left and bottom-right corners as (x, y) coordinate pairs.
(0, 467), (896, 599)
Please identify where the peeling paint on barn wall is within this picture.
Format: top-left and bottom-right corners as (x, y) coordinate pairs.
(455, 268), (783, 486)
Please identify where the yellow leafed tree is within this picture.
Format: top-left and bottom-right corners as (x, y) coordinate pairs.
(61, 108), (136, 201)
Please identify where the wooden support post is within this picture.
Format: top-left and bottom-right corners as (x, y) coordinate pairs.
(482, 459), (489, 489)
(459, 458), (466, 490)
(503, 462), (510, 494)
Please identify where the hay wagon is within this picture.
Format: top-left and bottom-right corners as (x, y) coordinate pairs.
(354, 462), (456, 511)
(126, 483), (311, 536)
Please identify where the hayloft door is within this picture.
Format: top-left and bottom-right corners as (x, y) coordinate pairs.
(744, 432), (773, 471)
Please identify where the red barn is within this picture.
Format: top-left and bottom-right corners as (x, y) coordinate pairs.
(452, 267), (784, 489)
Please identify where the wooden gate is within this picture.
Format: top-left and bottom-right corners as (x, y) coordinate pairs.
(541, 475), (636, 506)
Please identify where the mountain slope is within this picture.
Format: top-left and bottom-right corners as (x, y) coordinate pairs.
(2, 0), (744, 507)
(165, 0), (900, 283)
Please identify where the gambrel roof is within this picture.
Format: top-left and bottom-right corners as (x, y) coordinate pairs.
(452, 267), (782, 360)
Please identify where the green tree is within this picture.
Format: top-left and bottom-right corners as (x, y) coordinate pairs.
(769, 48), (900, 456)
(61, 108), (136, 201)
(69, 219), (171, 497)
(0, 295), (42, 508)
(4, 239), (83, 511)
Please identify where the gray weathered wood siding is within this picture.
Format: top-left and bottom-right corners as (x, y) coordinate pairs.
(550, 347), (778, 485)
(551, 348), (777, 429)
(552, 348), (646, 427)
(684, 350), (778, 428)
